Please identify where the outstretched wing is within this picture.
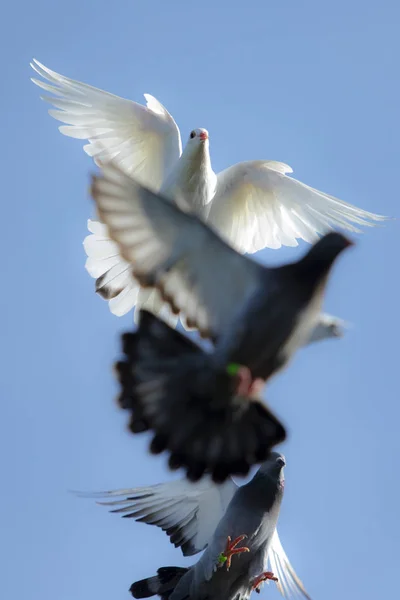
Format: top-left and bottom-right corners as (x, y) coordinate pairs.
(31, 59), (182, 188)
(90, 163), (263, 339)
(77, 476), (237, 556)
(207, 160), (388, 253)
(268, 530), (311, 599)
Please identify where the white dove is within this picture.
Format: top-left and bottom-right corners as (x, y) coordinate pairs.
(30, 59), (387, 323)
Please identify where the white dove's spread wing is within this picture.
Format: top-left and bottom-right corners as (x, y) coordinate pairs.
(90, 163), (263, 339)
(207, 160), (387, 254)
(31, 59), (182, 187)
(78, 477), (237, 556)
(268, 530), (311, 599)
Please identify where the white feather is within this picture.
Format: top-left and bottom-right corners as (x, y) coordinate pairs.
(207, 160), (387, 254)
(268, 530), (311, 599)
(78, 477), (310, 598)
(32, 61), (388, 325)
(30, 59), (182, 187)
(77, 477), (237, 556)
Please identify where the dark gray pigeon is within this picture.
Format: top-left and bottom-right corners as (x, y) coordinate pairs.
(91, 163), (353, 482)
(114, 309), (346, 481)
(79, 455), (310, 598)
(115, 310), (286, 482)
(31, 59), (387, 322)
(105, 453), (308, 600)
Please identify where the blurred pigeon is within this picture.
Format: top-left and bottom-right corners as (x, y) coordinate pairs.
(114, 310), (345, 481)
(79, 454), (310, 598)
(115, 310), (286, 482)
(91, 164), (353, 481)
(31, 59), (385, 321)
(85, 218), (347, 344)
(89, 454), (308, 599)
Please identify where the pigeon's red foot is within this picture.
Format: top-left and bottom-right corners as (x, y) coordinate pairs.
(237, 367), (252, 396)
(217, 535), (250, 571)
(236, 367), (264, 398)
(248, 377), (264, 398)
(251, 571), (278, 592)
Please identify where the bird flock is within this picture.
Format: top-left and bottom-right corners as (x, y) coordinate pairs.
(31, 58), (388, 600)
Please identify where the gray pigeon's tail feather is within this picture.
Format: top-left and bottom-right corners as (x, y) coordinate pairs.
(130, 567), (188, 599)
(115, 310), (286, 484)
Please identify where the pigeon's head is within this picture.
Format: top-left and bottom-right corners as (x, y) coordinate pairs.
(298, 232), (354, 285)
(257, 452), (286, 482)
(187, 128), (209, 145)
(306, 232), (354, 265)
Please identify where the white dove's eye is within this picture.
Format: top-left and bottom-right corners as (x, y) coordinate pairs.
(190, 130), (196, 139)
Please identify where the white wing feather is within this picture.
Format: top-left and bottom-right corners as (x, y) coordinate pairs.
(268, 530), (311, 599)
(32, 60), (184, 322)
(30, 59), (182, 187)
(84, 219), (178, 324)
(208, 160), (388, 253)
(77, 477), (237, 556)
(78, 477), (309, 597)
(90, 163), (262, 338)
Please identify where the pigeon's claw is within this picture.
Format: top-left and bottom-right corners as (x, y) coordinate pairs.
(227, 364), (264, 397)
(237, 367), (252, 396)
(251, 571), (278, 592)
(248, 377), (264, 398)
(218, 535), (250, 571)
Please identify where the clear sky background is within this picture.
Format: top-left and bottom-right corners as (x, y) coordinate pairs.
(1, 1), (399, 599)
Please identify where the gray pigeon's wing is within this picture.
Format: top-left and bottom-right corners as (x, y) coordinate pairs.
(90, 163), (263, 339)
(268, 530), (311, 599)
(76, 476), (237, 556)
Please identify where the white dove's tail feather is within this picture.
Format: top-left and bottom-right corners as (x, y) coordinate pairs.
(84, 219), (178, 325)
(130, 567), (189, 600)
(114, 310), (286, 484)
(84, 219), (139, 316)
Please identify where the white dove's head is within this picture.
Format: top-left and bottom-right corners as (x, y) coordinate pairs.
(187, 128), (209, 145)
(180, 127), (212, 173)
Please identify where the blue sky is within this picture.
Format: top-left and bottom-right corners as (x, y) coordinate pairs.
(1, 1), (399, 599)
